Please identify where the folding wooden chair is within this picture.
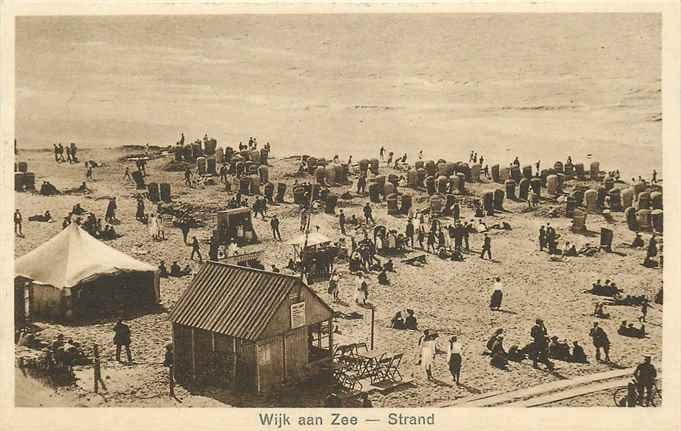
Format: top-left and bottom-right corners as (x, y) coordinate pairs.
(385, 353), (404, 382)
(370, 354), (393, 384)
(353, 342), (369, 354)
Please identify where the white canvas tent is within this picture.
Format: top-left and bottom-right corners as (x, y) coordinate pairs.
(287, 232), (331, 247)
(15, 224), (159, 320)
(287, 232), (333, 262)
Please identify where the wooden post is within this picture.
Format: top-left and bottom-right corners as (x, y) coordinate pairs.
(370, 306), (375, 350)
(93, 344), (99, 394)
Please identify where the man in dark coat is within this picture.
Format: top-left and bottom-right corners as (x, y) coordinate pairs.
(113, 319), (132, 364)
(270, 215), (281, 241)
(163, 343), (175, 397)
(339, 210), (346, 235)
(589, 322), (611, 362)
(363, 203), (375, 225)
(645, 234), (658, 265)
(190, 236), (203, 262)
(530, 319), (548, 368)
(105, 197), (117, 223)
(539, 225), (546, 251)
(480, 234), (492, 259)
(634, 355), (657, 406)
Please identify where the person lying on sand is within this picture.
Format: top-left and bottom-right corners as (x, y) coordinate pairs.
(28, 210), (53, 222)
(618, 321), (646, 338)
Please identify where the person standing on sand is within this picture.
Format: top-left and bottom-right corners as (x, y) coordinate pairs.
(363, 203), (375, 225)
(190, 236), (203, 262)
(539, 225), (546, 251)
(328, 270), (340, 302)
(644, 234), (658, 266)
(135, 197), (145, 222)
(490, 277), (503, 311)
(480, 233), (492, 259)
(355, 274), (368, 305)
(270, 215), (281, 241)
(178, 218), (190, 245)
(14, 209), (23, 236)
(589, 322), (611, 362)
(652, 170), (657, 184)
(405, 218), (415, 247)
(535, 160), (541, 173)
(447, 336), (463, 385)
(339, 209), (346, 235)
(105, 197), (117, 223)
(531, 319), (549, 369)
(163, 343), (175, 397)
(379, 146), (385, 161)
(357, 175), (367, 194)
(113, 319), (132, 364)
(420, 331), (440, 381)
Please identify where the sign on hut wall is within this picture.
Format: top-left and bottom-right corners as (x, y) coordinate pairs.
(290, 302), (306, 329)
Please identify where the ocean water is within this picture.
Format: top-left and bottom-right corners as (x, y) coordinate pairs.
(16, 14), (661, 177)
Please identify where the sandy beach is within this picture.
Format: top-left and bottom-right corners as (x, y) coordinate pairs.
(14, 145), (663, 407)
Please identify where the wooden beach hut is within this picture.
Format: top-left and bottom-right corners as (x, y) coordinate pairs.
(169, 262), (334, 392)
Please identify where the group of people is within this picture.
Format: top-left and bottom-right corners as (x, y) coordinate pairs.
(67, 211), (121, 240)
(538, 223), (561, 254)
(415, 329), (464, 385)
(53, 142), (78, 164)
(159, 260), (193, 278)
(485, 320), (591, 371)
(390, 309), (418, 330)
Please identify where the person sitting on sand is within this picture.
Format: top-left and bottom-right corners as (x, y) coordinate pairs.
(631, 233), (645, 248)
(170, 261), (183, 277)
(486, 328), (504, 354)
(39, 181), (61, 196)
(490, 335), (509, 370)
(100, 224), (119, 240)
(62, 215), (71, 229)
(71, 203), (86, 215)
(390, 312), (406, 329)
(548, 336), (572, 361)
(572, 341), (588, 363)
(404, 309), (418, 330)
(159, 261), (169, 278)
(377, 269), (389, 285)
(593, 302), (610, 319)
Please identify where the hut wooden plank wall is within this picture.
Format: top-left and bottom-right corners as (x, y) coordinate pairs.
(169, 262), (334, 393)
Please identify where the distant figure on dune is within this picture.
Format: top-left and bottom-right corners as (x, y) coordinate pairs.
(14, 209), (23, 236)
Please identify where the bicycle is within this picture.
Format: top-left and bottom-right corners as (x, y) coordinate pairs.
(613, 379), (662, 407)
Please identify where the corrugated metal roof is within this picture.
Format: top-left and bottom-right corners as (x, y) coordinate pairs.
(169, 262), (306, 341)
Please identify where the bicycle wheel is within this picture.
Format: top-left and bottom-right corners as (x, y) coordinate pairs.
(612, 386), (629, 407)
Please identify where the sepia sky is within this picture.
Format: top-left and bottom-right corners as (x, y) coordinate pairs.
(15, 14), (661, 176)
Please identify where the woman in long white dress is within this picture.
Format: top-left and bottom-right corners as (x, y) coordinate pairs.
(420, 332), (440, 380)
(148, 213), (159, 240)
